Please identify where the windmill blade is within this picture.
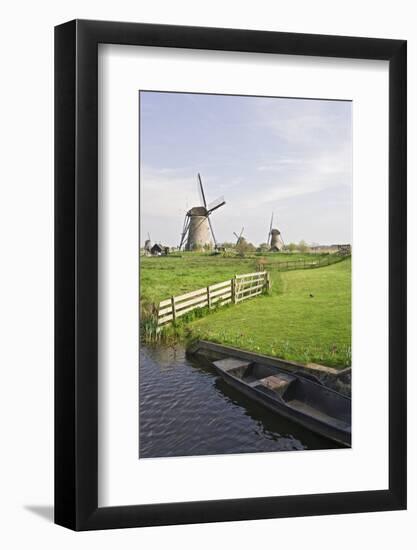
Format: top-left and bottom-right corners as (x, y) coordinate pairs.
(207, 215), (217, 248)
(207, 195), (226, 214)
(267, 212), (274, 245)
(179, 224), (188, 250)
(197, 173), (207, 208)
(234, 227), (244, 244)
(179, 215), (190, 249)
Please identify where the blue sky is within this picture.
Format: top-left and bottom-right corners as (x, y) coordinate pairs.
(140, 91), (352, 247)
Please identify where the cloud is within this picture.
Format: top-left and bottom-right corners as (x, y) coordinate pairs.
(251, 99), (352, 205)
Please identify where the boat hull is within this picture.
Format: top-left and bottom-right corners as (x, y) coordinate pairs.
(213, 362), (351, 448)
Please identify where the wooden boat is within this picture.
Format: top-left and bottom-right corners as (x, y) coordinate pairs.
(212, 357), (351, 447)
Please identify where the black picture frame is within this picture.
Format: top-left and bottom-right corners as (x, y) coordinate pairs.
(55, 19), (407, 531)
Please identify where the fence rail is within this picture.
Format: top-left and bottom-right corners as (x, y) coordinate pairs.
(157, 271), (270, 327)
(264, 254), (349, 272)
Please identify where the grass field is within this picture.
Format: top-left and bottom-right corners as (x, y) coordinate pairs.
(140, 252), (330, 306)
(140, 252), (351, 369)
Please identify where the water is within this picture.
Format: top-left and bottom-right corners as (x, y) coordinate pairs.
(139, 344), (339, 458)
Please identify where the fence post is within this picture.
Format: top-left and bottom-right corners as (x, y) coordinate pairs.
(232, 276), (236, 304)
(207, 285), (211, 309)
(171, 296), (176, 322)
(265, 272), (271, 293)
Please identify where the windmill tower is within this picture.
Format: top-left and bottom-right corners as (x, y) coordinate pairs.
(267, 212), (285, 251)
(179, 174), (226, 251)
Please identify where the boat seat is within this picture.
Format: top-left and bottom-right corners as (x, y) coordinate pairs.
(213, 358), (252, 372)
(258, 374), (294, 395)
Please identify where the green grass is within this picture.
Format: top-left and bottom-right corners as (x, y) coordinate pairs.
(140, 252), (351, 369)
(140, 251), (329, 306)
(187, 259), (351, 368)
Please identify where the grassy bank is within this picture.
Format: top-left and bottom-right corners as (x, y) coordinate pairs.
(186, 258), (351, 368)
(140, 252), (351, 369)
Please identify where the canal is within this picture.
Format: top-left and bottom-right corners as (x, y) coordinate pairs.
(139, 344), (339, 458)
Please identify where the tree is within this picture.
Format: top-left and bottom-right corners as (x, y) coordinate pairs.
(298, 240), (309, 253)
(257, 243), (269, 252)
(286, 242), (297, 252)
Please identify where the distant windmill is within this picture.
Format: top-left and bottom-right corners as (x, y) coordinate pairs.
(179, 174), (226, 251)
(267, 212), (285, 251)
(233, 227), (245, 246)
(144, 232), (152, 253)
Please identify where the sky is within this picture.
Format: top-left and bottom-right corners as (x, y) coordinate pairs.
(140, 91), (352, 247)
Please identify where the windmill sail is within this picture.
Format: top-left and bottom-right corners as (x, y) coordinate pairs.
(179, 214), (190, 249)
(207, 195), (225, 214)
(267, 212), (274, 245)
(207, 216), (217, 247)
(197, 173), (207, 208)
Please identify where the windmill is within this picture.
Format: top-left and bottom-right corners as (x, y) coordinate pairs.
(179, 173), (226, 251)
(267, 212), (285, 251)
(144, 232), (152, 253)
(233, 227), (245, 246)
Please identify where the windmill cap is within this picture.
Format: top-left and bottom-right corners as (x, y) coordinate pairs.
(271, 228), (281, 234)
(188, 206), (208, 216)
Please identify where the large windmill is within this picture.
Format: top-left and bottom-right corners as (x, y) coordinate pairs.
(179, 174), (226, 251)
(267, 212), (285, 251)
(233, 227), (245, 246)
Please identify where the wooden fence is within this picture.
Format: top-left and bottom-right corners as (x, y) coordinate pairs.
(264, 254), (349, 272)
(157, 271), (270, 327)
